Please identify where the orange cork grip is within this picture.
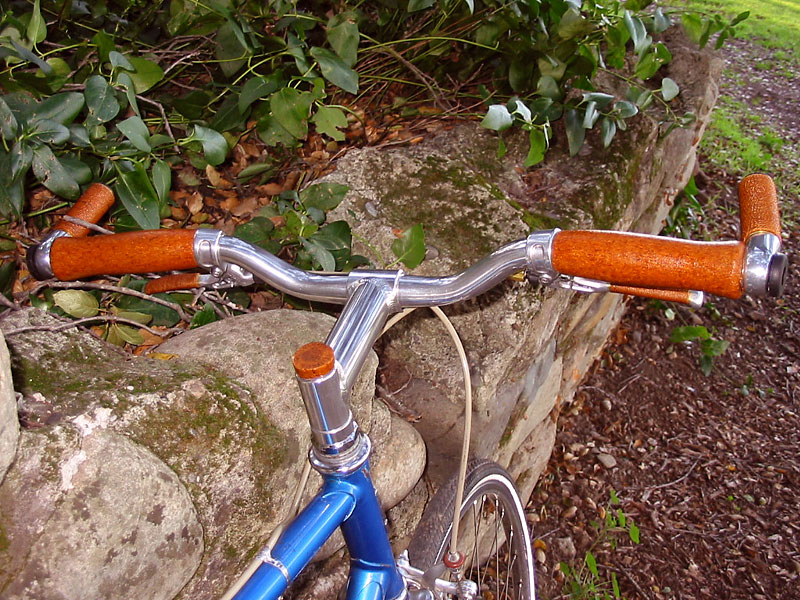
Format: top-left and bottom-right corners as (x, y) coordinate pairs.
(54, 183), (116, 238)
(49, 230), (198, 281)
(144, 273), (202, 294)
(552, 230), (746, 299)
(738, 174), (781, 241)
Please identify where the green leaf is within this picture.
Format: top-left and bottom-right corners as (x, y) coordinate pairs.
(391, 224), (426, 268)
(29, 92), (84, 125)
(629, 521), (641, 544)
(28, 119), (70, 144)
(565, 109), (585, 156)
(115, 279), (182, 327)
(681, 13), (704, 45)
(661, 77), (679, 101)
(731, 11), (750, 26)
(481, 104), (513, 131)
(557, 8), (592, 40)
(239, 74), (283, 112)
(407, 0), (435, 12)
(585, 551), (599, 578)
(10, 141), (33, 180)
(536, 75), (561, 100)
(58, 156), (92, 185)
(191, 125), (228, 166)
(117, 116), (151, 152)
(114, 323), (145, 345)
(237, 162), (278, 183)
(614, 100), (638, 119)
(112, 308), (153, 325)
(126, 57), (165, 93)
(215, 19), (249, 78)
(624, 10), (649, 54)
(92, 30), (116, 63)
(0, 98), (18, 139)
(303, 238), (336, 272)
(31, 145), (80, 199)
(308, 220), (352, 269)
(152, 159), (172, 204)
(210, 95), (245, 132)
(270, 88), (311, 140)
(53, 290), (99, 318)
(310, 47), (359, 95)
(190, 303), (219, 328)
(300, 182), (349, 211)
(525, 128), (547, 167)
(27, 0), (47, 45)
(670, 325), (710, 343)
(116, 72), (140, 117)
(327, 12), (359, 67)
(601, 117), (616, 148)
(84, 75), (120, 126)
(582, 101), (599, 128)
(115, 162), (161, 230)
(0, 261), (16, 300)
(702, 337), (729, 358)
(653, 7), (671, 33)
(312, 105), (348, 141)
(233, 217), (278, 252)
(109, 51), (135, 71)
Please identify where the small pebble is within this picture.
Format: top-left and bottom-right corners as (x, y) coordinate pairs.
(597, 453), (617, 469)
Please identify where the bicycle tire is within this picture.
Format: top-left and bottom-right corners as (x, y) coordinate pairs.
(408, 459), (536, 599)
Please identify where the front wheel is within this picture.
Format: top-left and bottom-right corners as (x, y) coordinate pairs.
(408, 459), (536, 599)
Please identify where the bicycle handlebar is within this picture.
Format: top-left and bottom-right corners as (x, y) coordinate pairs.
(27, 175), (787, 306)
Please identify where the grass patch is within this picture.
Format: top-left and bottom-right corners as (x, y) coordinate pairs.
(676, 0), (800, 56)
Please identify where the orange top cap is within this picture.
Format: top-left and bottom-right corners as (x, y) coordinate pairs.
(293, 342), (336, 379)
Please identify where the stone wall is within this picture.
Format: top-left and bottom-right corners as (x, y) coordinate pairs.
(0, 35), (721, 600)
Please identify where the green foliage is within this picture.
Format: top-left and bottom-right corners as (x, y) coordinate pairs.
(670, 325), (729, 375)
(561, 489), (640, 600)
(233, 182), (369, 272)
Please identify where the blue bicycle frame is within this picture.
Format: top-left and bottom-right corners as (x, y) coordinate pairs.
(232, 277), (409, 600)
(234, 459), (405, 600)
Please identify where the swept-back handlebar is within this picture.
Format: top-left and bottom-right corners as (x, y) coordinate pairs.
(27, 175), (787, 307)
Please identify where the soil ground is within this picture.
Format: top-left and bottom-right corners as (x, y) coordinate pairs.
(529, 39), (800, 600)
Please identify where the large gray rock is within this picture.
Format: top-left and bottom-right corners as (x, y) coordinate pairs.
(0, 331), (18, 482)
(0, 308), (424, 600)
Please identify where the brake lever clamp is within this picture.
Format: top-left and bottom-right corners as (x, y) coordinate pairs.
(199, 263), (255, 289)
(548, 275), (611, 294)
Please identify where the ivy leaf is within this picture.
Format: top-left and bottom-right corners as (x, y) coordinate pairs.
(681, 13), (704, 45)
(601, 117), (616, 148)
(112, 323), (145, 345)
(191, 125), (228, 166)
(28, 119), (70, 145)
(234, 217), (278, 252)
(565, 109), (585, 157)
(270, 88), (311, 140)
(536, 75), (561, 100)
(0, 98), (18, 139)
(614, 100), (639, 119)
(653, 7), (671, 33)
(116, 279), (182, 327)
(27, 0), (47, 45)
(116, 72), (140, 117)
(525, 128), (547, 167)
(312, 105), (348, 141)
(117, 116), (152, 152)
(53, 290), (99, 318)
(31, 145), (80, 199)
(391, 224), (426, 269)
(308, 221), (352, 269)
(661, 77), (680, 101)
(327, 12), (359, 67)
(84, 75), (120, 126)
(239, 74), (283, 112)
(152, 159), (172, 204)
(310, 47), (359, 94)
(481, 104), (513, 131)
(303, 238), (336, 272)
(127, 57), (165, 93)
(112, 307), (153, 325)
(191, 303), (219, 328)
(624, 11), (650, 54)
(115, 162), (161, 230)
(29, 92), (84, 125)
(215, 19), (249, 77)
(109, 51), (135, 71)
(300, 182), (349, 211)
(557, 8), (592, 40)
(407, 0), (435, 12)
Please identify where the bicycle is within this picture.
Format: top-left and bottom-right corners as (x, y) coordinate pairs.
(26, 174), (786, 600)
